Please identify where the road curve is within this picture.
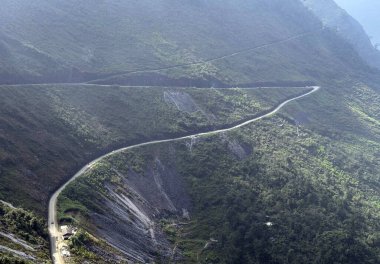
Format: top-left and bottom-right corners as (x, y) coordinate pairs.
(48, 86), (320, 263)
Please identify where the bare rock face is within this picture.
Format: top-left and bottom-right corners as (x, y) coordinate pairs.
(89, 156), (191, 263)
(164, 91), (200, 113)
(301, 0), (380, 69)
(220, 133), (252, 160)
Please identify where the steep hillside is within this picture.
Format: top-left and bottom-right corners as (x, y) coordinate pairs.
(334, 0), (380, 45)
(302, 0), (380, 69)
(0, 84), (305, 214)
(0, 201), (50, 263)
(54, 87), (314, 263)
(0, 0), (373, 85)
(0, 0), (379, 263)
(59, 80), (380, 263)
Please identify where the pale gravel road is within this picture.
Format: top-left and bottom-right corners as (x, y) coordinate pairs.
(48, 85), (320, 264)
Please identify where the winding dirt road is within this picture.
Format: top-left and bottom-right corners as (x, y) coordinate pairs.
(48, 85), (320, 264)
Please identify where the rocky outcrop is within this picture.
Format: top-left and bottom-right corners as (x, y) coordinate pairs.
(88, 156), (191, 263)
(164, 91), (200, 113)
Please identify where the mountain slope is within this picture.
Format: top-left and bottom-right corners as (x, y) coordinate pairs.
(0, 0), (379, 263)
(0, 84), (306, 214)
(0, 201), (50, 263)
(55, 87), (315, 263)
(59, 80), (380, 263)
(334, 0), (380, 45)
(0, 0), (374, 85)
(301, 0), (380, 69)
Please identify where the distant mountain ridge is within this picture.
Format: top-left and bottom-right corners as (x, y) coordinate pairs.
(301, 0), (380, 69)
(0, 0), (375, 86)
(334, 0), (380, 46)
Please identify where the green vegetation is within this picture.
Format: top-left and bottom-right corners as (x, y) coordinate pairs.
(68, 231), (98, 262)
(56, 88), (308, 224)
(57, 80), (380, 263)
(66, 230), (127, 264)
(0, 205), (47, 244)
(170, 119), (380, 263)
(0, 84), (303, 214)
(0, 203), (50, 263)
(54, 88), (318, 263)
(57, 161), (117, 223)
(161, 81), (380, 263)
(1, 0), (380, 263)
(0, 255), (30, 264)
